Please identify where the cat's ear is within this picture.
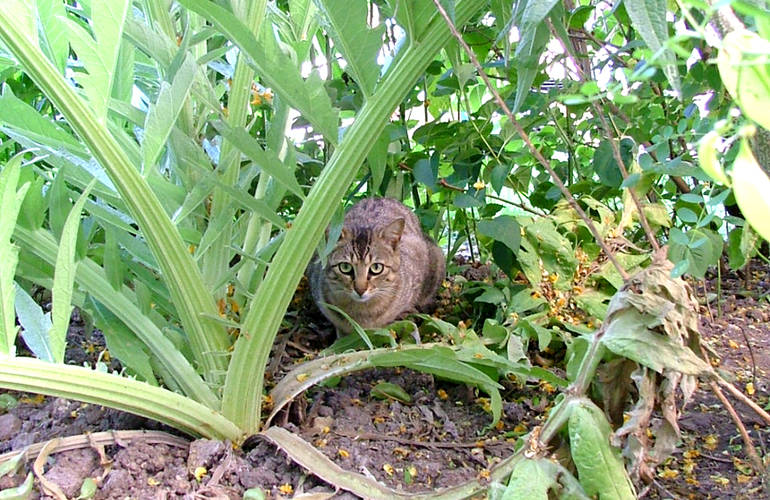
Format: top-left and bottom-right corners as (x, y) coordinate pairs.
(379, 218), (405, 249)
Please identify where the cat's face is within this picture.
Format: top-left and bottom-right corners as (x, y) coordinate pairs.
(324, 218), (404, 302)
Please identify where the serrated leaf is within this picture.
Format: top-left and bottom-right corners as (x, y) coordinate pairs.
(49, 180), (97, 363)
(478, 215), (521, 253)
(36, 0), (69, 73)
(718, 30), (770, 130)
(64, 0), (131, 121)
(624, 0), (681, 95)
(315, 0), (383, 97)
(84, 296), (158, 385)
(211, 120), (305, 199)
(0, 89), (83, 154)
(569, 400), (636, 499)
(14, 283), (54, 362)
(179, 0), (339, 143)
(732, 139), (770, 242)
(143, 53), (196, 169)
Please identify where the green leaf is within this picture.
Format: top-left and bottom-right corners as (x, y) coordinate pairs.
(0, 472), (33, 500)
(36, 0), (69, 73)
(142, 53), (196, 169)
(14, 284), (54, 362)
(697, 131), (730, 186)
(371, 381), (412, 403)
(717, 30), (770, 130)
(369, 346), (503, 423)
(0, 89), (83, 154)
(569, 400), (636, 499)
(212, 120), (305, 199)
(512, 0), (556, 113)
(501, 459), (557, 500)
(315, 0), (384, 97)
(0, 155), (28, 355)
(1, 1), (35, 43)
(179, 0), (339, 143)
(83, 296), (158, 385)
(49, 180), (97, 363)
(478, 215), (521, 253)
(64, 0), (131, 120)
(601, 308), (711, 375)
(624, 0), (681, 96)
(732, 139), (770, 242)
(413, 157), (438, 189)
(76, 477), (97, 499)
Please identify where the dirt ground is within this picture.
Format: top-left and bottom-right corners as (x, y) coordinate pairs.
(0, 261), (768, 499)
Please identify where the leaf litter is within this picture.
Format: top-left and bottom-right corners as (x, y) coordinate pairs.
(0, 260), (768, 498)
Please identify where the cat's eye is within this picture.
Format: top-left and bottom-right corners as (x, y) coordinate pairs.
(337, 262), (354, 275)
(369, 262), (384, 275)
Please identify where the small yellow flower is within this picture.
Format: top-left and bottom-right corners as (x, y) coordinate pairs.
(658, 467), (679, 479)
(473, 180), (486, 190)
(338, 449), (350, 458)
(278, 483), (294, 495)
(383, 464), (395, 476)
(728, 339), (739, 349)
(193, 466), (207, 482)
(148, 477), (160, 486)
(746, 382), (755, 395)
(711, 475), (730, 486)
(437, 389), (449, 400)
(477, 469), (490, 480)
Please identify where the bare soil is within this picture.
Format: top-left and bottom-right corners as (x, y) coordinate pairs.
(1, 261), (768, 499)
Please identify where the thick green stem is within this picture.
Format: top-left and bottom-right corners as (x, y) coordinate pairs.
(0, 357), (241, 441)
(222, 0), (484, 432)
(201, 0), (267, 289)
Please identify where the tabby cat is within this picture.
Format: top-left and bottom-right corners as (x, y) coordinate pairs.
(310, 198), (445, 334)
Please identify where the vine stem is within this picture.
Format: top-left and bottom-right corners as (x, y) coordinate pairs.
(431, 0), (629, 281)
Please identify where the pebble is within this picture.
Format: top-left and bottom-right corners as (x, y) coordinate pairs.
(0, 413), (21, 441)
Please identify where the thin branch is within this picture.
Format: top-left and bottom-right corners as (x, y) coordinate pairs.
(545, 18), (660, 252)
(431, 0), (629, 282)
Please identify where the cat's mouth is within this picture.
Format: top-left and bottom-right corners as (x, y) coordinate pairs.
(350, 291), (372, 302)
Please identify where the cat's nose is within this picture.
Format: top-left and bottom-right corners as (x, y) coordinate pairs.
(353, 282), (368, 296)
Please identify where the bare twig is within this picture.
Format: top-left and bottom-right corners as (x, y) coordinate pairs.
(708, 379), (765, 474)
(545, 18), (660, 252)
(431, 0), (629, 281)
